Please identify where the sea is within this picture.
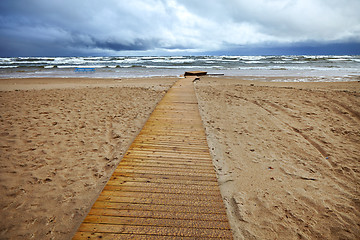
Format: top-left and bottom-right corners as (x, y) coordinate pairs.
(1, 55), (359, 81)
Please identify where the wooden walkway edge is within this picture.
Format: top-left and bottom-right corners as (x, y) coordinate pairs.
(73, 77), (233, 239)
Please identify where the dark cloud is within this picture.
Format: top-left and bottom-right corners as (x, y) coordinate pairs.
(93, 38), (160, 51)
(0, 0), (359, 56)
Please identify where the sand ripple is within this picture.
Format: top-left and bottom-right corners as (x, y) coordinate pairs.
(195, 77), (360, 239)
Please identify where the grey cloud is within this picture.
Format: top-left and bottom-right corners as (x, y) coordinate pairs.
(0, 0), (193, 55)
(0, 0), (359, 56)
(180, 0), (360, 42)
(93, 38), (160, 51)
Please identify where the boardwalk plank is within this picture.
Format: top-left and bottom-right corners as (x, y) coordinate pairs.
(99, 190), (224, 202)
(95, 195), (225, 207)
(87, 208), (230, 221)
(78, 223), (232, 238)
(82, 215), (230, 229)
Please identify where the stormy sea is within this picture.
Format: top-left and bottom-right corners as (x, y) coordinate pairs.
(1, 55), (359, 81)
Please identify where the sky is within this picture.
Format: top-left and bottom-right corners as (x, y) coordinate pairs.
(0, 0), (360, 56)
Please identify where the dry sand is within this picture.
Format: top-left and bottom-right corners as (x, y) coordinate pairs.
(195, 76), (360, 239)
(0, 77), (176, 239)
(1, 76), (359, 239)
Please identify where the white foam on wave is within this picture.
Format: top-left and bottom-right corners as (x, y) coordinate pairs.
(145, 65), (220, 69)
(0, 65), (18, 68)
(328, 58), (351, 61)
(240, 56), (266, 61)
(56, 65), (107, 69)
(243, 60), (264, 64)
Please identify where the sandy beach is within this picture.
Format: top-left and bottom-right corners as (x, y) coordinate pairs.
(0, 76), (359, 239)
(0, 77), (176, 239)
(195, 77), (360, 239)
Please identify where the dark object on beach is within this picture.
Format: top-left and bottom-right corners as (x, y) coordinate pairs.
(184, 71), (207, 76)
(193, 77), (200, 82)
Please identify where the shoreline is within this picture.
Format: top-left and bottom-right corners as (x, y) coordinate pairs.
(0, 75), (360, 93)
(0, 77), (179, 91)
(0, 76), (359, 239)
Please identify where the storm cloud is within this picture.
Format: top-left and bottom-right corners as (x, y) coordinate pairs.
(0, 0), (359, 56)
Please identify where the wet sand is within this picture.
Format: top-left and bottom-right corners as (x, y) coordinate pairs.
(0, 76), (359, 239)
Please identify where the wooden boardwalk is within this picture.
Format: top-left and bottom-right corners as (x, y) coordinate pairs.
(73, 77), (233, 239)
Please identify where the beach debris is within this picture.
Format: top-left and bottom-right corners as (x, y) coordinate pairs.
(207, 73), (225, 76)
(184, 71), (207, 76)
(44, 178), (52, 183)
